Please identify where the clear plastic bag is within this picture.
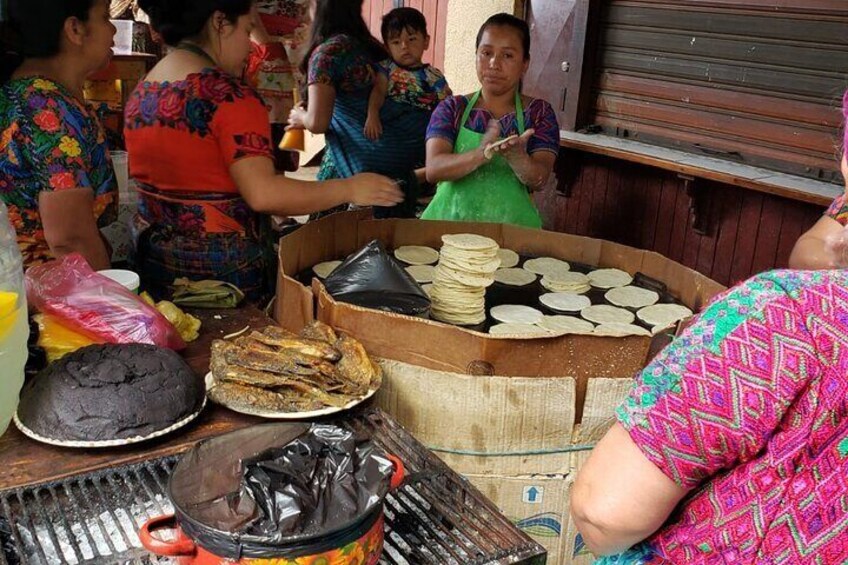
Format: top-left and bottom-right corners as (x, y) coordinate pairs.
(26, 253), (186, 350)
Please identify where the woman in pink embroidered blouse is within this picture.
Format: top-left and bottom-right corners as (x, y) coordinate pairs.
(573, 95), (848, 562)
(571, 268), (848, 564)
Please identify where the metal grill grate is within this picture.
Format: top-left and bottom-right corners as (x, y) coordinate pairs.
(0, 409), (546, 564)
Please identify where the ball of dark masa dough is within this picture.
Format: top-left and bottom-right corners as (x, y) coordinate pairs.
(17, 344), (204, 442)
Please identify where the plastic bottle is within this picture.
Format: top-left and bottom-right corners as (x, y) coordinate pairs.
(0, 201), (29, 436)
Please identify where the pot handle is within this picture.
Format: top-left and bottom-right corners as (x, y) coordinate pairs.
(139, 514), (197, 557)
(387, 454), (406, 490)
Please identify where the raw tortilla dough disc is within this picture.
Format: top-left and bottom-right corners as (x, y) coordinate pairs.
(421, 283), (433, 297)
(405, 265), (436, 283)
(494, 268), (537, 286)
(490, 304), (544, 325)
(580, 304), (635, 325)
(497, 248), (520, 268)
(538, 315), (595, 334)
(523, 257), (571, 277)
(588, 268), (633, 289)
(605, 286), (660, 309)
(540, 292), (591, 313)
(394, 245), (440, 265)
(441, 233), (499, 251)
(593, 323), (652, 337)
(637, 303), (694, 330)
(483, 135), (519, 160)
(313, 260), (341, 279)
(489, 322), (550, 337)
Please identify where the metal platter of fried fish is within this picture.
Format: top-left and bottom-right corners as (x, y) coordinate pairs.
(206, 321), (381, 419)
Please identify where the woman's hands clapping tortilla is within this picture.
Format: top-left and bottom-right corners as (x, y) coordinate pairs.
(484, 128), (536, 161)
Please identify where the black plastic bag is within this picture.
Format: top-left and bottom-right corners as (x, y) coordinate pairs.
(169, 423), (394, 556)
(323, 240), (430, 317)
(242, 425), (392, 540)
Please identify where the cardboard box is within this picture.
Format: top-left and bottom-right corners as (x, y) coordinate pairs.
(275, 211), (725, 416)
(375, 362), (630, 565)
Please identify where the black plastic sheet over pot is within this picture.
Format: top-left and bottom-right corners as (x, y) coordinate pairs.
(168, 423), (394, 559)
(323, 240), (430, 317)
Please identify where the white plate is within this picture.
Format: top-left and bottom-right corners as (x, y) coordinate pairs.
(14, 396), (207, 449)
(205, 373), (378, 420)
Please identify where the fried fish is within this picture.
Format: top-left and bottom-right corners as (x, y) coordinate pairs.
(248, 329), (342, 362)
(208, 324), (378, 413)
(334, 334), (378, 394)
(207, 381), (302, 412)
(215, 340), (322, 376)
(299, 320), (338, 344)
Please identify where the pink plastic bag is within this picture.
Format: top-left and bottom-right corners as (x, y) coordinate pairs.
(26, 254), (186, 350)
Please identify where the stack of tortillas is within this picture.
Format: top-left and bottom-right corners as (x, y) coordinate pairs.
(430, 234), (501, 325)
(541, 271), (591, 293)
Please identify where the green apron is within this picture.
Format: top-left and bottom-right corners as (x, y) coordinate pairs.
(421, 90), (542, 228)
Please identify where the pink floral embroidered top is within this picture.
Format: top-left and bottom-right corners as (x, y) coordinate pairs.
(601, 270), (848, 564)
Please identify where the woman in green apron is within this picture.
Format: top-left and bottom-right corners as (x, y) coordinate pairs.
(421, 13), (560, 228)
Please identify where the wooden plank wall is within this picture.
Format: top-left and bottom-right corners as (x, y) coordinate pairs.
(363, 0), (449, 69)
(535, 152), (826, 286)
(590, 1), (848, 183)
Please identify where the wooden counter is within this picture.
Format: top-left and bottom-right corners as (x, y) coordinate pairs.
(0, 307), (273, 491)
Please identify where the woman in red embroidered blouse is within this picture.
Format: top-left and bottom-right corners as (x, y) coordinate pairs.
(127, 0), (401, 300)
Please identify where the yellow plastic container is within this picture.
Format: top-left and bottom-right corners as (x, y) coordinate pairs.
(279, 128), (305, 151)
(279, 88), (305, 151)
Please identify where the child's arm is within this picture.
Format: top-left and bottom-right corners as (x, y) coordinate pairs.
(364, 72), (388, 141)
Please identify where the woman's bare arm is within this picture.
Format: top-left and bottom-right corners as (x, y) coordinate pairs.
(229, 156), (402, 216)
(488, 129), (557, 191)
(571, 423), (687, 557)
(288, 83), (336, 134)
(425, 120), (500, 184)
(788, 215), (845, 269)
(39, 188), (111, 270)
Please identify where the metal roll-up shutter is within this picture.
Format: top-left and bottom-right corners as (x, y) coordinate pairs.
(589, 0), (848, 183)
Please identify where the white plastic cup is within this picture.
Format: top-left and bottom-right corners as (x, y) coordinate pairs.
(111, 150), (129, 199)
(98, 269), (140, 294)
(111, 20), (134, 55)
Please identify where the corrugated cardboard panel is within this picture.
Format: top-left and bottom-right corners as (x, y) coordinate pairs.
(573, 378), (634, 444)
(467, 474), (572, 565)
(466, 463), (597, 565)
(274, 276), (314, 332)
(377, 360), (576, 476)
